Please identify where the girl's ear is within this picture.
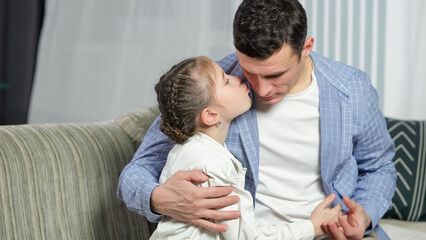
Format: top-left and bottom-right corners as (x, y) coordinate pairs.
(200, 107), (220, 126)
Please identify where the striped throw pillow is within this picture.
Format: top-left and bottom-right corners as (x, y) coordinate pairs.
(384, 118), (426, 221)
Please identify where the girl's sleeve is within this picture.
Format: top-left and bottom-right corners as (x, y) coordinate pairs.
(203, 163), (315, 240)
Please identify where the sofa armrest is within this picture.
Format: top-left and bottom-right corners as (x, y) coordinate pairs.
(0, 121), (151, 239)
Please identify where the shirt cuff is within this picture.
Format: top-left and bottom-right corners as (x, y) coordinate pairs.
(292, 219), (315, 240)
(363, 205), (379, 235)
(143, 182), (163, 223)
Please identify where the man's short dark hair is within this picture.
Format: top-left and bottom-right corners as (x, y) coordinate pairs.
(233, 0), (308, 59)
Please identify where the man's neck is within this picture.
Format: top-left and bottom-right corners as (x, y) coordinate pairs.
(288, 57), (313, 95)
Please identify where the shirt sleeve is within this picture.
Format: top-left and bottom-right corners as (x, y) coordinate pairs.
(351, 73), (397, 233)
(203, 163), (315, 240)
(117, 115), (173, 222)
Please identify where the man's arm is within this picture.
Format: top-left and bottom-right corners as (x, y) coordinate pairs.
(351, 78), (396, 232)
(117, 115), (240, 230)
(150, 170), (240, 231)
(322, 73), (395, 240)
(117, 116), (173, 222)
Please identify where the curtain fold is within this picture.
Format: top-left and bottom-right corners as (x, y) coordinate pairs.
(383, 0), (426, 120)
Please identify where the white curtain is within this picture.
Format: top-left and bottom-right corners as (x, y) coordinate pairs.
(29, 0), (426, 123)
(383, 0), (426, 120)
(29, 0), (242, 123)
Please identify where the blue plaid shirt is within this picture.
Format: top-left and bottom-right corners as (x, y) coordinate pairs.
(117, 51), (396, 239)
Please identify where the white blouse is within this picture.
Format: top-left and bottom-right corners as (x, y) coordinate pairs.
(150, 133), (314, 240)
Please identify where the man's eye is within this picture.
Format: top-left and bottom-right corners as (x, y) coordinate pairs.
(226, 78), (230, 84)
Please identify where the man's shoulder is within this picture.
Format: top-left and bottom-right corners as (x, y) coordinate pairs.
(311, 51), (365, 78)
(311, 51), (371, 91)
(216, 52), (244, 77)
(216, 52), (238, 66)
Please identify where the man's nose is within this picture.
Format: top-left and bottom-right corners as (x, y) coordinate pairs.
(256, 77), (271, 96)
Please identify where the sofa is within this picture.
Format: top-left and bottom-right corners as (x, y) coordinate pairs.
(1, 105), (425, 239)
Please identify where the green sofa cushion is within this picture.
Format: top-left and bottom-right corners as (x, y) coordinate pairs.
(384, 118), (426, 221)
(0, 122), (152, 239)
(115, 105), (160, 150)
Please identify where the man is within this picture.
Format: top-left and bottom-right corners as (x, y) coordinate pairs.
(117, 0), (396, 239)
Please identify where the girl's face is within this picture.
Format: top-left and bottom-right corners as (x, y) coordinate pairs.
(211, 61), (252, 122)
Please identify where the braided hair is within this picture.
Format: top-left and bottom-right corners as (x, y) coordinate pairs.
(155, 56), (216, 144)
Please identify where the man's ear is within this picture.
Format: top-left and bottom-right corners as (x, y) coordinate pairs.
(302, 37), (314, 58)
(200, 107), (220, 126)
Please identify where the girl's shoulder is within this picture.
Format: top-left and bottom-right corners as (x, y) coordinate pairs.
(167, 135), (235, 171)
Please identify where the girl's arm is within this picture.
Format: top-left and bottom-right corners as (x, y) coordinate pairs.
(204, 163), (340, 240)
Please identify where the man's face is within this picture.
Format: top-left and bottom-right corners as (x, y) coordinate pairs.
(237, 43), (307, 105)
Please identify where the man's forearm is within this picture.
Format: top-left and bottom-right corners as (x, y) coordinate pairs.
(117, 162), (163, 222)
(354, 145), (396, 231)
(353, 83), (397, 230)
(117, 115), (173, 221)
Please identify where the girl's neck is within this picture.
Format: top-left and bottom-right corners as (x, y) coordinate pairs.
(198, 122), (230, 146)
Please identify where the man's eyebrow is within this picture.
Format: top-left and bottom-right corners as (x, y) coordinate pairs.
(264, 71), (287, 79)
(241, 66), (288, 78)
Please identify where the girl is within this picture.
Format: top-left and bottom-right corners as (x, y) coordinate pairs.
(150, 56), (341, 240)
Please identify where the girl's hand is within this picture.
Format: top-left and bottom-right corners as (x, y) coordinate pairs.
(310, 193), (342, 237)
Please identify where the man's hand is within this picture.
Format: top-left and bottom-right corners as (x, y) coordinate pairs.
(150, 169), (241, 232)
(322, 196), (372, 240)
(322, 221), (347, 240)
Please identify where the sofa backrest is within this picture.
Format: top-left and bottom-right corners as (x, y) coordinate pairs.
(115, 105), (161, 150)
(0, 120), (153, 239)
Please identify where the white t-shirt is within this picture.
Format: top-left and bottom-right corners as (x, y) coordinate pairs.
(254, 68), (327, 227)
(151, 133), (314, 240)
